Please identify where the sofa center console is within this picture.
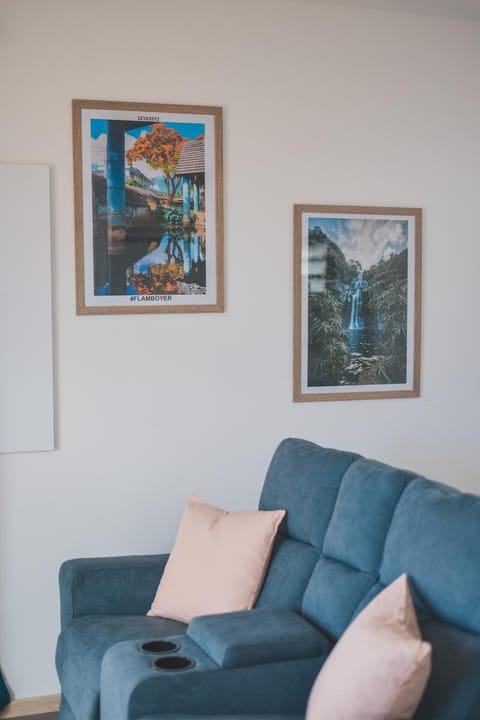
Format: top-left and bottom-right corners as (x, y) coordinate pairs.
(187, 607), (329, 668)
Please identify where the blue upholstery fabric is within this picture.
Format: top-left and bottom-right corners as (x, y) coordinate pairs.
(469, 696), (480, 720)
(137, 716), (302, 720)
(187, 608), (330, 667)
(59, 695), (76, 720)
(259, 438), (359, 547)
(301, 556), (375, 639)
(100, 638), (323, 720)
(322, 458), (412, 572)
(381, 477), (480, 634)
(56, 615), (186, 720)
(256, 538), (319, 611)
(59, 554), (170, 630)
(416, 620), (480, 720)
(351, 581), (386, 618)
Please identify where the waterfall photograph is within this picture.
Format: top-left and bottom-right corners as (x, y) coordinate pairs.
(294, 205), (422, 402)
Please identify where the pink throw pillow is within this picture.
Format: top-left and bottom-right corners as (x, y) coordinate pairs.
(148, 495), (285, 623)
(306, 574), (432, 720)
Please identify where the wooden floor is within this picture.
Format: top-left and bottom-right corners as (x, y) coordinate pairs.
(14, 715), (57, 720)
(0, 695), (60, 720)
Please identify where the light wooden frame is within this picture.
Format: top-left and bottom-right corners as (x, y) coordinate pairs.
(73, 99), (223, 314)
(294, 204), (422, 402)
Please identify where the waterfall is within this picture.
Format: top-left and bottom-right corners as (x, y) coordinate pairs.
(349, 272), (364, 330)
(349, 290), (360, 329)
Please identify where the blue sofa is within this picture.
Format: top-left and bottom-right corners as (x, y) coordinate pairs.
(55, 438), (480, 720)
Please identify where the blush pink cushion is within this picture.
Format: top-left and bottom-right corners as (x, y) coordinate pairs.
(306, 574), (432, 720)
(148, 496), (285, 623)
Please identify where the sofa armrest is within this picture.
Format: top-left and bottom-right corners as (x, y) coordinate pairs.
(59, 554), (169, 629)
(100, 637), (325, 720)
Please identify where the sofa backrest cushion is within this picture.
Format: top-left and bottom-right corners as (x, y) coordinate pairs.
(255, 537), (319, 612)
(259, 438), (359, 548)
(300, 457), (414, 637)
(259, 439), (415, 639)
(322, 458), (414, 573)
(301, 558), (375, 640)
(380, 476), (480, 635)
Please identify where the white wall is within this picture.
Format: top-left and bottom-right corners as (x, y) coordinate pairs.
(1, 0), (479, 698)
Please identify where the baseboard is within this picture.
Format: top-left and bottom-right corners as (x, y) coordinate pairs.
(0, 694), (60, 719)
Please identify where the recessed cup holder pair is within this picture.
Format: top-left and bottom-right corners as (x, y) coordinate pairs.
(140, 640), (195, 671)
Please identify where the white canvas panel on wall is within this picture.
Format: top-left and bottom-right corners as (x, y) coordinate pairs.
(0, 163), (54, 452)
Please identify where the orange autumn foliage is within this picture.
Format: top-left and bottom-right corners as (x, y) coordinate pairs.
(126, 124), (185, 205)
(130, 262), (184, 295)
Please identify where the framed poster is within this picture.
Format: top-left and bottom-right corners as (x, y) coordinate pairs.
(73, 99), (223, 314)
(294, 205), (422, 401)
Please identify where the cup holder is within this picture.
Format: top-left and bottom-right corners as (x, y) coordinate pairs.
(153, 655), (195, 672)
(140, 640), (180, 654)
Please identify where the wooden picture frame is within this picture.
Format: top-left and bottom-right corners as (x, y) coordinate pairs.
(73, 99), (223, 314)
(294, 205), (422, 401)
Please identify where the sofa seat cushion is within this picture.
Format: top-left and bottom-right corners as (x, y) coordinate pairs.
(56, 614), (186, 720)
(416, 619), (480, 720)
(187, 608), (331, 667)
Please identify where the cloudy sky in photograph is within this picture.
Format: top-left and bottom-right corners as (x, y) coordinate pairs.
(310, 216), (408, 270)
